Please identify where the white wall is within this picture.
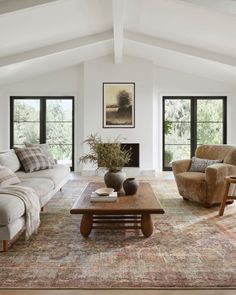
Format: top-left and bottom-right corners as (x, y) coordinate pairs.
(82, 56), (155, 174)
(0, 55), (235, 173)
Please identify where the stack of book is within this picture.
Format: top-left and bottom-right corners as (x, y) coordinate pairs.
(90, 191), (118, 202)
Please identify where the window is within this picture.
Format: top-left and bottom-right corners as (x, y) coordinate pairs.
(10, 97), (74, 170)
(163, 96), (227, 171)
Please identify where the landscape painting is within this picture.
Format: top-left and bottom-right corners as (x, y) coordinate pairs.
(103, 83), (135, 128)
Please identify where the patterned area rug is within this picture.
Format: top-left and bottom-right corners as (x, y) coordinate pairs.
(0, 178), (235, 288)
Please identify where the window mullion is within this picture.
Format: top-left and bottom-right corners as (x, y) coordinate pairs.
(40, 98), (46, 143)
(192, 98), (198, 157)
(223, 97), (227, 144)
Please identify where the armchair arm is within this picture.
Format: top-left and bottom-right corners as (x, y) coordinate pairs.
(205, 163), (236, 204)
(172, 159), (192, 175)
(206, 163), (236, 184)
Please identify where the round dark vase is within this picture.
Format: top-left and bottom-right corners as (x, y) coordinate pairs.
(123, 178), (139, 195)
(104, 170), (126, 191)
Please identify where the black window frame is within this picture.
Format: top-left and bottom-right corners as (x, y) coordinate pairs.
(162, 96), (227, 171)
(10, 96), (75, 171)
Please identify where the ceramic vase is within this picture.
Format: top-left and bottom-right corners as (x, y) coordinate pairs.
(123, 177), (139, 195)
(104, 170), (126, 191)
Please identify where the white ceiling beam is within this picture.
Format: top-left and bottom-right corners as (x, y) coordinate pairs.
(112, 0), (125, 64)
(0, 0), (58, 15)
(0, 31), (113, 67)
(125, 31), (236, 67)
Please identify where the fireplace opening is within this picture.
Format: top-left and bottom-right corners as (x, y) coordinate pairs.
(121, 143), (139, 167)
(98, 143), (140, 168)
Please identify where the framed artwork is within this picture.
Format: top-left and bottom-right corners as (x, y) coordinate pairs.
(103, 82), (135, 128)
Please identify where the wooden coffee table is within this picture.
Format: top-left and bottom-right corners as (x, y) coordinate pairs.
(70, 182), (164, 237)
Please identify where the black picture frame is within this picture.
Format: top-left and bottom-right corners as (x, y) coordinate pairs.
(103, 82), (135, 128)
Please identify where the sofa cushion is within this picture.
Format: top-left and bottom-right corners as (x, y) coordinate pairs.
(16, 164), (70, 188)
(24, 143), (56, 165)
(175, 172), (207, 203)
(0, 150), (21, 172)
(0, 194), (25, 225)
(190, 157), (222, 173)
(17, 178), (54, 205)
(15, 147), (52, 173)
(0, 166), (20, 187)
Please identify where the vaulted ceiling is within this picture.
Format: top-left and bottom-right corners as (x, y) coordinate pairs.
(0, 0), (236, 85)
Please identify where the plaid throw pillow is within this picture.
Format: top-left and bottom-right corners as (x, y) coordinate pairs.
(24, 143), (56, 165)
(0, 166), (20, 187)
(15, 147), (52, 173)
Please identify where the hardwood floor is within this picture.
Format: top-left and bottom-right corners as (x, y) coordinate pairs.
(0, 289), (235, 295)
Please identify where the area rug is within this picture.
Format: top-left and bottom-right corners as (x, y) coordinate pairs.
(0, 178), (235, 288)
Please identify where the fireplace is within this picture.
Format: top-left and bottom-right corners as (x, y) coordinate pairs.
(98, 143), (140, 168)
(121, 143), (139, 167)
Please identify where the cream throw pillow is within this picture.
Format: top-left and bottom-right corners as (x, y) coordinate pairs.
(0, 150), (21, 172)
(0, 166), (20, 187)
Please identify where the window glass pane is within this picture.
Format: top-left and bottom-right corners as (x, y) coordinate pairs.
(14, 122), (40, 145)
(49, 144), (72, 166)
(197, 99), (223, 122)
(165, 99), (191, 122)
(46, 99), (73, 168)
(46, 122), (72, 144)
(164, 145), (191, 167)
(197, 123), (223, 145)
(165, 123), (191, 144)
(46, 100), (72, 121)
(164, 98), (191, 168)
(14, 99), (40, 121)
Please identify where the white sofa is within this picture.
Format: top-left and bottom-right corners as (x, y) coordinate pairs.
(0, 150), (70, 251)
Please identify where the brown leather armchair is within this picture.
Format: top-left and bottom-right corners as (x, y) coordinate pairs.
(172, 145), (236, 207)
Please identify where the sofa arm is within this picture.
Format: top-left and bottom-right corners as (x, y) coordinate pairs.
(172, 159), (192, 175)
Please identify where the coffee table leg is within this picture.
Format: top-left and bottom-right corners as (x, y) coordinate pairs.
(141, 214), (153, 237)
(80, 214), (93, 237)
